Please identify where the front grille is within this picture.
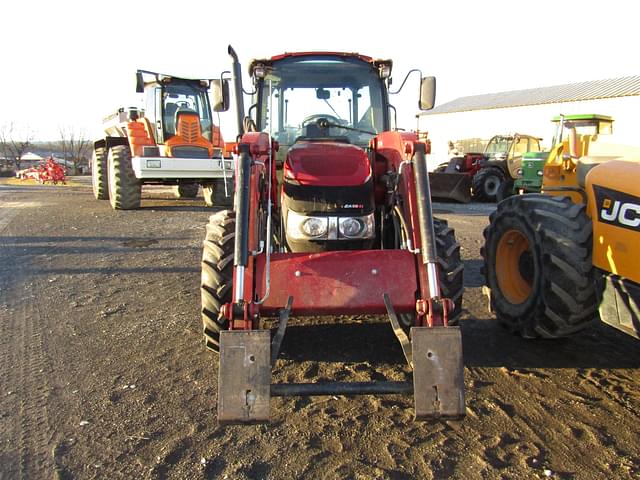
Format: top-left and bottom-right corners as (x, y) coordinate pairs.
(283, 178), (374, 215)
(177, 118), (199, 143)
(171, 146), (210, 158)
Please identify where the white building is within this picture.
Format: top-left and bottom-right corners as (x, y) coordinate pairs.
(419, 76), (640, 170)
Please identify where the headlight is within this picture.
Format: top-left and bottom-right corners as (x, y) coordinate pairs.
(287, 211), (327, 240)
(301, 217), (328, 237)
(339, 214), (374, 239)
(339, 217), (363, 237)
(286, 211), (374, 241)
(537, 170), (543, 176)
(516, 168), (523, 176)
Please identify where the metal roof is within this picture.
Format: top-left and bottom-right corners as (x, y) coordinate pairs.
(422, 76), (640, 115)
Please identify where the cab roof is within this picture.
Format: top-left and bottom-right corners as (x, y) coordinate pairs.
(248, 52), (391, 76)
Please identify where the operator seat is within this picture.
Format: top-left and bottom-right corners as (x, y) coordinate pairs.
(164, 103), (179, 137)
(165, 108), (214, 158)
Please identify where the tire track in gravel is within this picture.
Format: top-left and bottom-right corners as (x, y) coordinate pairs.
(0, 197), (55, 479)
(15, 299), (55, 477)
(0, 202), (20, 233)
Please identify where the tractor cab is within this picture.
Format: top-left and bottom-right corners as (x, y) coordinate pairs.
(249, 53), (392, 162)
(136, 71), (220, 153)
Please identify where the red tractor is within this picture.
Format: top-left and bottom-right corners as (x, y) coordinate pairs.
(202, 46), (465, 423)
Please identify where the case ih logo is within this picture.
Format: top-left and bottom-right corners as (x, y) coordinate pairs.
(594, 185), (640, 232)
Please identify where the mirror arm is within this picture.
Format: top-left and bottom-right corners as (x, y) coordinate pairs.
(389, 69), (422, 95)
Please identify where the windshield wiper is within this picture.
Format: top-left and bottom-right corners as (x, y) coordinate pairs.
(317, 118), (375, 136)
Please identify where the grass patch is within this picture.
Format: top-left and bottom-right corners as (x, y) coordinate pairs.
(0, 177), (87, 188)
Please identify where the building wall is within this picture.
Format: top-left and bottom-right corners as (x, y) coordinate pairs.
(419, 96), (640, 170)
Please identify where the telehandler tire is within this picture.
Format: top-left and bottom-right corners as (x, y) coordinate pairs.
(107, 145), (141, 210)
(472, 166), (506, 202)
(398, 218), (464, 330)
(173, 183), (199, 198)
(201, 210), (235, 352)
(481, 194), (597, 338)
(92, 147), (109, 200)
(203, 178), (234, 208)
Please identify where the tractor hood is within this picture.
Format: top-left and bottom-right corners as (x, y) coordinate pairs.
(283, 141), (371, 187)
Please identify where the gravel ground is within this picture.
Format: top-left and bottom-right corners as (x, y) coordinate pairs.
(0, 179), (639, 480)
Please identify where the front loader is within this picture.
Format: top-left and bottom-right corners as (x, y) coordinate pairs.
(201, 46), (466, 423)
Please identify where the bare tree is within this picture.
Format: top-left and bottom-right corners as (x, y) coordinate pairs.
(59, 125), (91, 174)
(0, 123), (34, 171)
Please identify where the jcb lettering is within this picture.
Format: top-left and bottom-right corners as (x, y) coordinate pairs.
(600, 200), (619, 221)
(600, 200), (640, 228)
(594, 185), (640, 232)
(619, 203), (640, 227)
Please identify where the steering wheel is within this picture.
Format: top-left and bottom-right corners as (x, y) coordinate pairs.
(301, 114), (343, 128)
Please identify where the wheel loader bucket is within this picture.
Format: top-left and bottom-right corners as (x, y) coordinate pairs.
(428, 172), (472, 203)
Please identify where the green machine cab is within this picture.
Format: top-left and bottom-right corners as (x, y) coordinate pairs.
(511, 114), (613, 195)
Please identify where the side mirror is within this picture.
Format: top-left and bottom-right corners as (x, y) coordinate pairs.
(211, 79), (230, 112)
(419, 76), (436, 111)
(136, 71), (144, 93)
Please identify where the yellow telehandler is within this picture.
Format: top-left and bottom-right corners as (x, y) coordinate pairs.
(482, 114), (640, 339)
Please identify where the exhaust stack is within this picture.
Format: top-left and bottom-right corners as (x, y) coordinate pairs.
(228, 45), (246, 137)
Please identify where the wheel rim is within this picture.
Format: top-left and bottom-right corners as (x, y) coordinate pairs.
(485, 176), (500, 197)
(495, 229), (533, 304)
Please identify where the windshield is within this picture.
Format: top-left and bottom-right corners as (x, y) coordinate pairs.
(162, 82), (212, 141)
(255, 55), (386, 153)
(485, 137), (512, 155)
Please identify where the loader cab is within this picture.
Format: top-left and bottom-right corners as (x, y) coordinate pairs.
(484, 134), (542, 179)
(140, 74), (214, 144)
(551, 114), (613, 144)
(249, 53), (392, 163)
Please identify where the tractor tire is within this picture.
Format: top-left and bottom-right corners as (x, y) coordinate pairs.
(481, 194), (597, 338)
(496, 178), (515, 203)
(201, 210), (235, 352)
(203, 178), (234, 208)
(472, 166), (506, 202)
(173, 183), (199, 198)
(435, 218), (464, 324)
(398, 218), (464, 330)
(91, 147), (109, 200)
(433, 162), (448, 173)
(107, 145), (141, 210)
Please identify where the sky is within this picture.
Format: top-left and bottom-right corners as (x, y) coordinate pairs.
(1, 0), (636, 143)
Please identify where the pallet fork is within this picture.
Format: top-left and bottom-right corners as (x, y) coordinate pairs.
(217, 298), (464, 424)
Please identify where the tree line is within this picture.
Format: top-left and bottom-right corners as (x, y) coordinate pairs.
(0, 123), (91, 175)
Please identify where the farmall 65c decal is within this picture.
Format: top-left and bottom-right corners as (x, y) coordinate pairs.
(593, 185), (640, 232)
